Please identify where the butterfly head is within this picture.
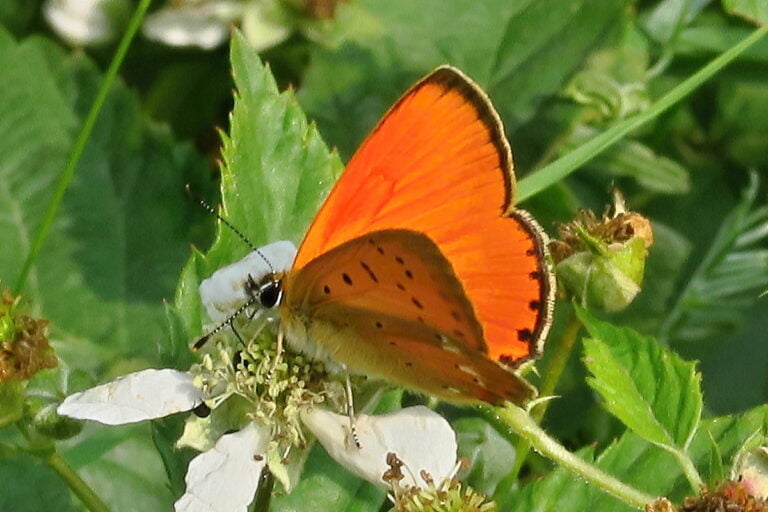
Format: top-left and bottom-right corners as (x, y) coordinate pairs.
(246, 273), (284, 309)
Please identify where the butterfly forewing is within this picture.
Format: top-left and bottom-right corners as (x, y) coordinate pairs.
(293, 66), (554, 367)
(280, 229), (535, 404)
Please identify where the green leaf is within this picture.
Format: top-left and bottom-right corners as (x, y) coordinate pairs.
(677, 21), (768, 60)
(561, 126), (690, 194)
(659, 173), (768, 343)
(199, 30), (342, 273)
(724, 0), (768, 26)
(578, 307), (702, 452)
(641, 0), (710, 45)
(299, 0), (629, 160)
(0, 28), (208, 371)
(64, 424), (174, 511)
(0, 451), (80, 512)
(712, 78), (768, 168)
(0, 26), (208, 511)
(0, 0), (38, 35)
(455, 417), (517, 497)
(706, 429), (725, 486)
(505, 405), (768, 512)
(173, 31), (343, 336)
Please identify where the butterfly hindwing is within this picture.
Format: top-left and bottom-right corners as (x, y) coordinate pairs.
(280, 229), (535, 404)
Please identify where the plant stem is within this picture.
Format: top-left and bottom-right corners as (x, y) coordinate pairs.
(43, 451), (111, 512)
(504, 310), (582, 483)
(670, 446), (704, 491)
(517, 24), (768, 203)
(486, 405), (657, 510)
(13, 0), (154, 295)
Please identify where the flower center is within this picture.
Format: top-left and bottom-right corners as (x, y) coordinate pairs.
(190, 314), (344, 450)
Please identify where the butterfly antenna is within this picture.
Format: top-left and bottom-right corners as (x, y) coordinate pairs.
(192, 296), (259, 350)
(185, 184), (275, 273)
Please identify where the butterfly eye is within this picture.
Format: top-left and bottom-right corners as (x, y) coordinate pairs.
(258, 280), (283, 308)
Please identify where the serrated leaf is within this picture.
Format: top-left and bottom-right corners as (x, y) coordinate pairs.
(505, 406), (768, 512)
(578, 307), (702, 452)
(173, 31), (343, 332)
(299, 0), (629, 160)
(218, 31), (341, 253)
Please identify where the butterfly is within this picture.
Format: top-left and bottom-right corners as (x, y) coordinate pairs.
(203, 66), (554, 406)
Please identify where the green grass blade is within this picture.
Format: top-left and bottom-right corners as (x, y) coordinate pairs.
(517, 24), (768, 202)
(13, 0), (153, 294)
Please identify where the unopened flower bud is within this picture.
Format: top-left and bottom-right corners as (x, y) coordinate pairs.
(549, 191), (653, 312)
(26, 396), (83, 440)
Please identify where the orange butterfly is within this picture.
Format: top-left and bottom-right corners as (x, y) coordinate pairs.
(234, 66), (554, 405)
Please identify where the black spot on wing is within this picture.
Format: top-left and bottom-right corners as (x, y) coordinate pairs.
(360, 261), (378, 283)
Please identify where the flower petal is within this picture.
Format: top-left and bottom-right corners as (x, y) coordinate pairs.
(241, 2), (291, 52)
(175, 422), (270, 512)
(57, 369), (202, 425)
(142, 1), (243, 50)
(302, 406), (458, 488)
(43, 0), (120, 46)
(199, 241), (297, 322)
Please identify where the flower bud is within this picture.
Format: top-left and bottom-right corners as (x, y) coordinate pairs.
(25, 395), (83, 440)
(0, 289), (57, 383)
(549, 191), (653, 312)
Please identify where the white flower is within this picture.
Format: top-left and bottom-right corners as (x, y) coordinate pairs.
(43, 0), (128, 47)
(58, 368), (457, 511)
(58, 241), (458, 512)
(199, 241), (296, 323)
(142, 0), (291, 51)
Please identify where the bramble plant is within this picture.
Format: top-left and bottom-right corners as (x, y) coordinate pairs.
(2, 1), (768, 512)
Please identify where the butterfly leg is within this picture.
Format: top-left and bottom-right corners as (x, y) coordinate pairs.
(269, 328), (285, 378)
(344, 371), (361, 449)
(228, 322), (247, 348)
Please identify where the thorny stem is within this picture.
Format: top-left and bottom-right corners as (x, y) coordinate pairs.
(503, 309), (582, 484)
(14, 0), (154, 294)
(484, 405), (657, 510)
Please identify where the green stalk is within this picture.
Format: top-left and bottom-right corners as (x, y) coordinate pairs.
(517, 24), (768, 203)
(501, 309), (582, 486)
(43, 452), (111, 512)
(13, 0), (154, 294)
(485, 405), (657, 510)
(669, 446), (704, 491)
